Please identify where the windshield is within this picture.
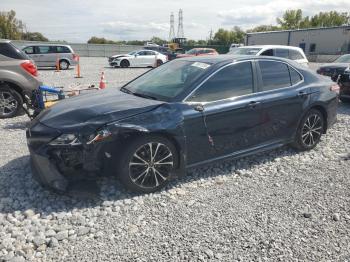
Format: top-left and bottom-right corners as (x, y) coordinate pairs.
(334, 55), (350, 63)
(121, 60), (211, 101)
(128, 51), (138, 55)
(229, 47), (262, 55)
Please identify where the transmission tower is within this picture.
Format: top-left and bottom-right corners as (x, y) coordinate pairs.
(177, 9), (184, 38)
(169, 12), (175, 41)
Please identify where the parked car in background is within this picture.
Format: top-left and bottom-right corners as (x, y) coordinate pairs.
(228, 45), (309, 66)
(229, 43), (244, 52)
(108, 50), (167, 68)
(27, 55), (338, 193)
(0, 40), (41, 118)
(337, 66), (350, 103)
(317, 54), (350, 81)
(143, 45), (177, 60)
(22, 44), (78, 70)
(176, 48), (218, 58)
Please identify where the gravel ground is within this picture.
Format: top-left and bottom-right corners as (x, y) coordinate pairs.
(1, 58), (350, 261)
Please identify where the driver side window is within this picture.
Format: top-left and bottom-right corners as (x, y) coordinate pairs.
(188, 62), (254, 102)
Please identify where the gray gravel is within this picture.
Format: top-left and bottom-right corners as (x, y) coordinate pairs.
(1, 58), (350, 261)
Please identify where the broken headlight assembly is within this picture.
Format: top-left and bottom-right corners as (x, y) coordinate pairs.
(49, 134), (82, 146)
(86, 129), (112, 144)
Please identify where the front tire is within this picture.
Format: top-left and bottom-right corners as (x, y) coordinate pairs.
(118, 136), (178, 193)
(0, 86), (23, 119)
(292, 109), (325, 151)
(120, 60), (130, 68)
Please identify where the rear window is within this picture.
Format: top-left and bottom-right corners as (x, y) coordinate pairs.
(57, 46), (71, 53)
(0, 43), (28, 60)
(289, 67), (303, 85)
(275, 49), (289, 58)
(259, 61), (291, 91)
(289, 49), (304, 60)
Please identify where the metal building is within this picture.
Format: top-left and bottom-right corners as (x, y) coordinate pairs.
(245, 25), (350, 55)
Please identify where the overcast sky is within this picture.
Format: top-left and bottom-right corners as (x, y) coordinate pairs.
(1, 0), (350, 42)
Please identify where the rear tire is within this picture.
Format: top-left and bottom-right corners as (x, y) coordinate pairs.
(59, 60), (70, 70)
(117, 135), (178, 193)
(0, 86), (23, 119)
(291, 109), (325, 151)
(156, 59), (163, 67)
(120, 60), (130, 68)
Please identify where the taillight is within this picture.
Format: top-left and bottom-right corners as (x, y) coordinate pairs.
(20, 60), (38, 77)
(330, 83), (340, 94)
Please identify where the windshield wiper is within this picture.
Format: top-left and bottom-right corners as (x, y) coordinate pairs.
(132, 92), (158, 101)
(120, 87), (133, 94)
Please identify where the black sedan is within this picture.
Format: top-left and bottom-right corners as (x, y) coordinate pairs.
(26, 56), (338, 193)
(317, 54), (350, 81)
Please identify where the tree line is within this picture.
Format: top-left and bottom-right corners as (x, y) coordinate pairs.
(1, 9), (349, 45)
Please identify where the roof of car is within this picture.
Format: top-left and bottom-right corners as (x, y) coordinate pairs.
(239, 45), (302, 50)
(181, 54), (299, 65)
(22, 43), (71, 47)
(0, 39), (11, 43)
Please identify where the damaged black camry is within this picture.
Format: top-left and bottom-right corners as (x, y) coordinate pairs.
(26, 55), (338, 193)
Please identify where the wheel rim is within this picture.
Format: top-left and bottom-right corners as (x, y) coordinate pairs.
(301, 114), (323, 147)
(60, 61), (68, 69)
(129, 142), (174, 189)
(0, 91), (18, 116)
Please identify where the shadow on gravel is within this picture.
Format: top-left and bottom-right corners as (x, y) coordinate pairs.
(338, 102), (350, 115)
(0, 145), (300, 216)
(3, 120), (29, 130)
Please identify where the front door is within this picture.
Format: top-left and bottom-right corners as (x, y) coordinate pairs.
(184, 61), (266, 164)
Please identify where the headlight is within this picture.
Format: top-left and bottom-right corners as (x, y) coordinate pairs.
(49, 134), (81, 146)
(87, 129), (112, 145)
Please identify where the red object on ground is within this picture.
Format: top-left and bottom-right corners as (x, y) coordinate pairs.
(99, 71), (106, 89)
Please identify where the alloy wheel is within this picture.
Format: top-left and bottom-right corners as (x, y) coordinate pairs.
(301, 114), (323, 147)
(0, 91), (18, 117)
(129, 142), (174, 189)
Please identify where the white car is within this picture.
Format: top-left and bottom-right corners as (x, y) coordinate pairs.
(229, 43), (244, 52)
(228, 45), (309, 67)
(108, 50), (167, 68)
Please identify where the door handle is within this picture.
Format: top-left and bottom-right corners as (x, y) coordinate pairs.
(246, 101), (261, 108)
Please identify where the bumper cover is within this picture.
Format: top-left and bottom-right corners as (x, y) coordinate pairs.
(30, 150), (68, 192)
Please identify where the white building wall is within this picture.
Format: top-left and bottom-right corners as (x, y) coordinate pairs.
(246, 26), (350, 55)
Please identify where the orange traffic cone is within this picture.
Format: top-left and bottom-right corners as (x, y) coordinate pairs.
(99, 71), (106, 89)
(75, 55), (83, 78)
(55, 54), (60, 72)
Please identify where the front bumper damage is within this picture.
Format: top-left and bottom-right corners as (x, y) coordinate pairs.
(26, 122), (111, 192)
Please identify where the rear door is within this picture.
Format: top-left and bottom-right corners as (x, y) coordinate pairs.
(256, 60), (310, 143)
(36, 46), (57, 67)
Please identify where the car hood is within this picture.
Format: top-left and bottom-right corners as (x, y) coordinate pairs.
(319, 63), (349, 69)
(110, 54), (132, 59)
(37, 88), (163, 131)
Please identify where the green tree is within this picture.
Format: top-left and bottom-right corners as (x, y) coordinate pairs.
(149, 36), (167, 45)
(213, 27), (245, 45)
(87, 36), (118, 44)
(247, 25), (281, 33)
(277, 9), (303, 29)
(22, 32), (48, 41)
(309, 11), (349, 27)
(0, 10), (24, 40)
